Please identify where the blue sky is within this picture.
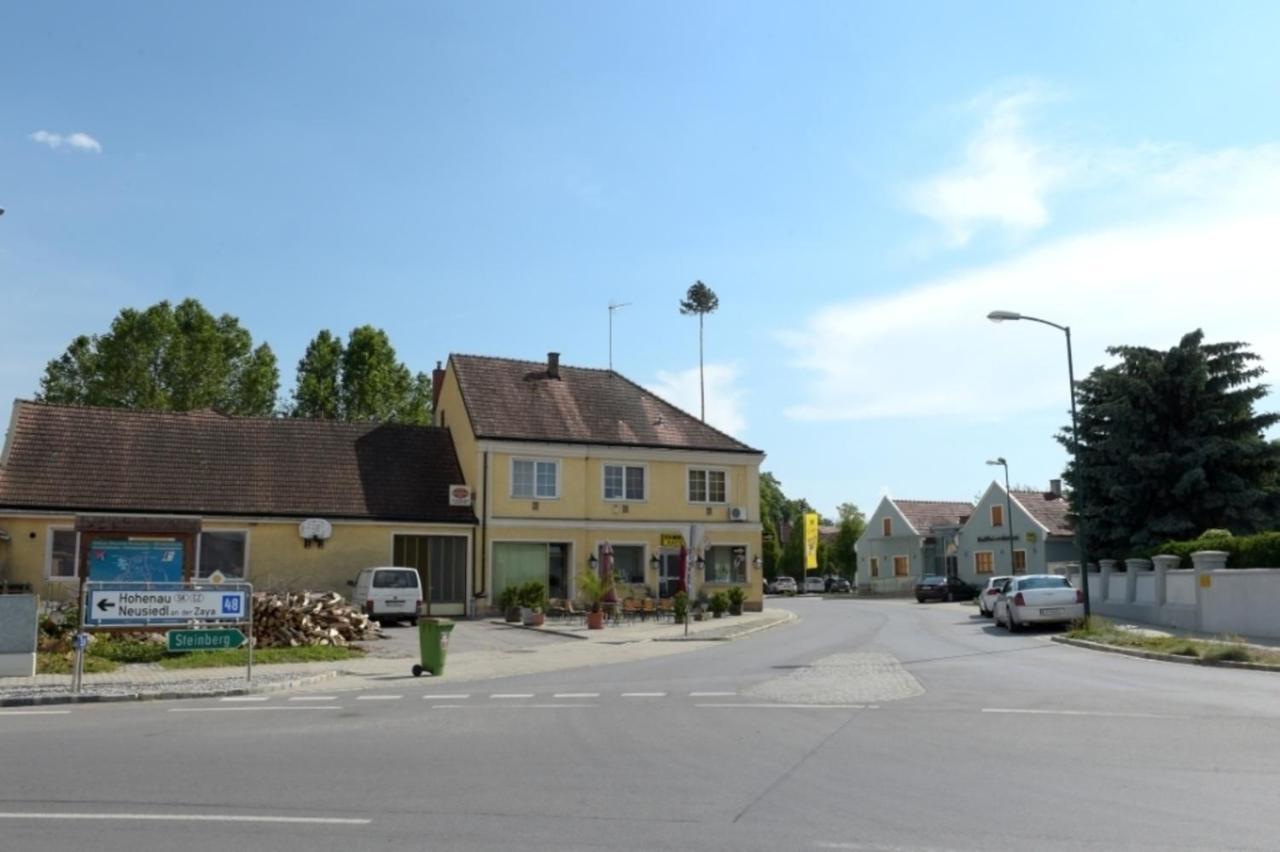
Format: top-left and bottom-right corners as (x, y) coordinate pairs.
(4, 1), (1280, 517)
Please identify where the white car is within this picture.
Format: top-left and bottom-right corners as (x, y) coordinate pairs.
(768, 576), (798, 595)
(977, 575), (1013, 617)
(803, 576), (826, 594)
(993, 574), (1084, 631)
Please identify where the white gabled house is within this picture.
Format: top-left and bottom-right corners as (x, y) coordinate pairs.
(854, 496), (974, 594)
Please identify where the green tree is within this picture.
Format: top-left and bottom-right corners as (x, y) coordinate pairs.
(37, 299), (279, 415)
(679, 280), (719, 422)
(830, 504), (866, 579)
(1061, 330), (1280, 556)
(290, 326), (432, 424)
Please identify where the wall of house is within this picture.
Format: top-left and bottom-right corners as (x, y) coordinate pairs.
(0, 514), (78, 602)
(854, 500), (922, 594)
(434, 364), (480, 488)
(956, 487), (1050, 583)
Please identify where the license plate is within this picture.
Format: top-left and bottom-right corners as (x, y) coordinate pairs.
(1039, 607), (1065, 616)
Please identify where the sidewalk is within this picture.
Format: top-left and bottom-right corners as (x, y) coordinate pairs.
(0, 608), (796, 706)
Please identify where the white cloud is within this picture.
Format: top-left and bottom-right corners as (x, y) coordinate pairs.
(783, 143), (1280, 423)
(29, 130), (102, 153)
(906, 85), (1066, 247)
(647, 363), (748, 437)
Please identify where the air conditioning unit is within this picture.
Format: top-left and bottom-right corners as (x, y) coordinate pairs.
(729, 506), (747, 522)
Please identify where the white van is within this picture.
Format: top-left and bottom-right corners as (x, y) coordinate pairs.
(349, 567), (424, 625)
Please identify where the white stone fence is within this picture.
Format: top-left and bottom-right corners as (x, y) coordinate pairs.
(1065, 551), (1280, 640)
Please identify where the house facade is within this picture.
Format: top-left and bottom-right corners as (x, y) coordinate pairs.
(954, 480), (1078, 585)
(434, 352), (767, 612)
(0, 402), (477, 612)
(854, 497), (974, 594)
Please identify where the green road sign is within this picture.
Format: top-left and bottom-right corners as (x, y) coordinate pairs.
(167, 628), (246, 652)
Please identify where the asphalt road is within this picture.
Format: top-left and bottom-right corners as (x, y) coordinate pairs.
(4, 598), (1279, 852)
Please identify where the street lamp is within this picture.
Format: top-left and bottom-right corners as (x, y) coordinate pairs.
(986, 457), (1017, 575)
(987, 310), (1091, 615)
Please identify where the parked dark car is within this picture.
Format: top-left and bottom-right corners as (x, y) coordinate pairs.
(826, 576), (852, 593)
(914, 575), (978, 603)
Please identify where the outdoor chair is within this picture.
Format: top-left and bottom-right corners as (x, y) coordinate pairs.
(657, 598), (674, 622)
(641, 598), (656, 621)
(621, 597), (642, 623)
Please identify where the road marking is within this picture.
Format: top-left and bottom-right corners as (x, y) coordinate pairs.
(289, 696), (338, 702)
(0, 709), (71, 716)
(169, 706), (340, 713)
(356, 695), (402, 701)
(219, 696), (268, 702)
(430, 703), (597, 709)
(981, 708), (1176, 719)
(689, 691), (737, 697)
(621, 692), (666, 697)
(553, 692), (599, 698)
(0, 812), (370, 825)
(423, 694), (470, 700)
(524, 703), (598, 709)
(696, 703), (868, 710)
(490, 693), (534, 699)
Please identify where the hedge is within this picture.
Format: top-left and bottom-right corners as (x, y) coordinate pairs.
(1146, 531), (1280, 568)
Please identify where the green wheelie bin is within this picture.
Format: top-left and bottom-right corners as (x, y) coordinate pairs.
(412, 618), (454, 677)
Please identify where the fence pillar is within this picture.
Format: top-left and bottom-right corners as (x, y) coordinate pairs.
(1151, 555), (1178, 606)
(1124, 558), (1150, 604)
(1189, 550), (1228, 632)
(1098, 559), (1118, 602)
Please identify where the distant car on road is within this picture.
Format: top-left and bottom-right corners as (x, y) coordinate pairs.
(977, 576), (1013, 616)
(768, 576), (798, 595)
(803, 576), (826, 594)
(993, 574), (1084, 631)
(826, 576), (852, 593)
(914, 575), (977, 603)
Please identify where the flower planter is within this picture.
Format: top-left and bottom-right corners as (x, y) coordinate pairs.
(729, 605), (743, 616)
(505, 607), (522, 623)
(586, 610), (605, 630)
(523, 610), (545, 627)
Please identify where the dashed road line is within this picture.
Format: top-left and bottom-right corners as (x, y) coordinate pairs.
(422, 694), (470, 700)
(981, 708), (1178, 719)
(0, 812), (370, 825)
(289, 696), (338, 702)
(621, 692), (667, 698)
(0, 709), (72, 716)
(695, 703), (870, 710)
(355, 695), (402, 701)
(169, 706), (340, 713)
(689, 691), (737, 697)
(553, 692), (599, 698)
(489, 693), (535, 699)
(219, 696), (268, 702)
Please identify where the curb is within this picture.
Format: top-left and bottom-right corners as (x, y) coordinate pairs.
(654, 610), (798, 642)
(1050, 636), (1280, 672)
(0, 670), (339, 708)
(486, 620), (589, 640)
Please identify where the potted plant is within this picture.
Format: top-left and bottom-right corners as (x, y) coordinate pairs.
(710, 591), (729, 618)
(672, 590), (689, 624)
(692, 593), (709, 621)
(520, 581), (547, 627)
(499, 586), (522, 623)
(576, 568), (615, 630)
(727, 586), (745, 616)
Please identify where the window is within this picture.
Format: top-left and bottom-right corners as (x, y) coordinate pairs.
(869, 557), (879, 578)
(373, 569), (419, 588)
(48, 529), (78, 580)
(198, 531), (248, 579)
(1012, 550), (1027, 574)
(703, 545), (747, 583)
(512, 459), (558, 499)
(974, 551), (994, 574)
(687, 468), (726, 503)
(893, 555), (909, 577)
(603, 464), (645, 501)
(604, 544), (646, 584)
(882, 517), (892, 536)
(991, 505), (1004, 527)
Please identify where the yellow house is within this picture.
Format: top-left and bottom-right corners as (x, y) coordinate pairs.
(0, 401), (477, 615)
(433, 352), (766, 612)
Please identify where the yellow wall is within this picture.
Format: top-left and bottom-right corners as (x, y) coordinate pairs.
(434, 361), (479, 487)
(0, 514), (79, 602)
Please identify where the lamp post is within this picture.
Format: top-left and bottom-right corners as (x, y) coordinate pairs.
(987, 310), (1091, 615)
(986, 457), (1017, 575)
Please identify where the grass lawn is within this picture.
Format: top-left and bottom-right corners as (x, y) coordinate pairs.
(36, 653), (119, 675)
(156, 645), (364, 669)
(1066, 618), (1280, 666)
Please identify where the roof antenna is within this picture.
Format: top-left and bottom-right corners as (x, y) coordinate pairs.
(608, 301), (631, 372)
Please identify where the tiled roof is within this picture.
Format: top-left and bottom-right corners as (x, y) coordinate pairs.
(0, 401), (476, 523)
(449, 354), (761, 453)
(894, 500), (974, 534)
(1012, 490), (1074, 537)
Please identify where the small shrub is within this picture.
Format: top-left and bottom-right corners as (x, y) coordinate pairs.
(1146, 531), (1280, 568)
(1203, 644), (1252, 663)
(709, 592), (729, 616)
(672, 591), (689, 622)
(516, 581), (547, 610)
(89, 636), (167, 664)
(1171, 644), (1200, 657)
(726, 586), (746, 613)
(498, 586), (520, 612)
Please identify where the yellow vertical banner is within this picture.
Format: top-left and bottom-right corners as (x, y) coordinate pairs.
(803, 512), (819, 571)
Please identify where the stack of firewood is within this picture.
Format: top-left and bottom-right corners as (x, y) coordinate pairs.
(251, 591), (382, 647)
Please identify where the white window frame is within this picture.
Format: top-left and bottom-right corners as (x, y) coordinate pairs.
(45, 526), (79, 582)
(893, 554), (909, 577)
(686, 466), (728, 504)
(869, 556), (880, 578)
(511, 457), (560, 500)
(602, 462), (647, 503)
(991, 504), (1004, 527)
(196, 529), (252, 580)
(974, 550), (995, 574)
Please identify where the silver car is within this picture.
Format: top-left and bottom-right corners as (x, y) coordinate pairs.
(977, 575), (1012, 617)
(993, 574), (1085, 631)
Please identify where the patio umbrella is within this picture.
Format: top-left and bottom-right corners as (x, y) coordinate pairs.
(678, 545), (688, 594)
(601, 541), (617, 605)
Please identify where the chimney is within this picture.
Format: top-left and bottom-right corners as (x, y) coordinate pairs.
(547, 352), (560, 380)
(1049, 478), (1062, 497)
(431, 360), (446, 413)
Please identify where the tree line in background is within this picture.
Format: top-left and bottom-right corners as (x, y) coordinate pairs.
(37, 298), (433, 424)
(760, 472), (865, 583)
(1062, 329), (1280, 558)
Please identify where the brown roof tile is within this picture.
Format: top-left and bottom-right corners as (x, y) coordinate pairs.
(0, 401), (476, 523)
(1012, 490), (1074, 537)
(894, 500), (974, 533)
(449, 354), (761, 453)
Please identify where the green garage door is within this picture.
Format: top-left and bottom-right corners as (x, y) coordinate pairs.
(393, 535), (467, 616)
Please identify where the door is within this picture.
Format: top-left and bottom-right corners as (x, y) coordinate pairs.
(658, 552), (682, 598)
(393, 535), (468, 616)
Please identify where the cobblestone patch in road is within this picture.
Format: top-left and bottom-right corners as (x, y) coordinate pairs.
(744, 652), (924, 705)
